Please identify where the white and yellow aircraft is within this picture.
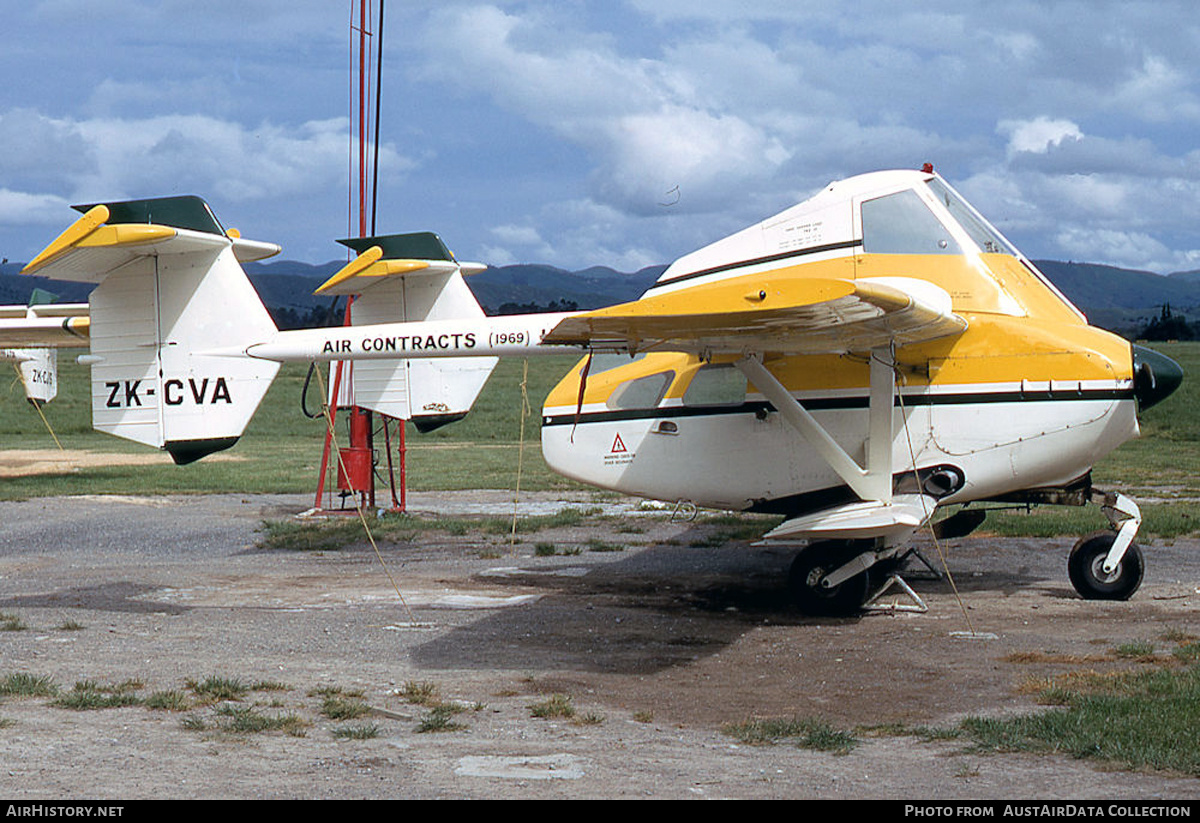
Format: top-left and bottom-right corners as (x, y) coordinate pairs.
(14, 170), (1183, 614)
(0, 300), (89, 403)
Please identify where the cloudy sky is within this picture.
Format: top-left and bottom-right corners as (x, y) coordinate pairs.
(3, 1), (1200, 274)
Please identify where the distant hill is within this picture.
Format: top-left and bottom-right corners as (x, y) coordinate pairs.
(1032, 260), (1200, 310)
(1031, 260), (1200, 334)
(1169, 268), (1200, 284)
(465, 264), (665, 314)
(3, 257), (1199, 337)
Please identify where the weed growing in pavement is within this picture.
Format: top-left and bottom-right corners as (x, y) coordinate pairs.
(144, 690), (191, 711)
(53, 681), (144, 710)
(186, 675), (250, 702)
(722, 716), (858, 754)
(0, 673), (58, 697)
(529, 693), (576, 719)
(321, 694), (371, 721)
(415, 704), (468, 733)
(332, 724), (380, 739)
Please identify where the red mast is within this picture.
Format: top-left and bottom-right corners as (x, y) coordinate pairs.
(313, 0), (405, 513)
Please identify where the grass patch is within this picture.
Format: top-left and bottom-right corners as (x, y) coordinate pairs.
(321, 694), (371, 720)
(0, 613), (26, 632)
(1173, 643), (1200, 664)
(56, 620), (85, 632)
(332, 724), (380, 740)
(960, 665), (1200, 774)
(53, 681), (143, 710)
(395, 681), (441, 706)
(258, 518), (367, 551)
(690, 513), (785, 546)
(1112, 641), (1157, 660)
(181, 714), (207, 731)
(0, 673), (58, 697)
(260, 506), (597, 551)
(144, 690), (191, 711)
(415, 704), (468, 733)
(210, 704), (308, 736)
(722, 716), (858, 754)
(186, 675), (250, 701)
(981, 503), (1200, 539)
(528, 693), (576, 719)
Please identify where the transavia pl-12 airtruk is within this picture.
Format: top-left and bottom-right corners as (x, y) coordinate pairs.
(8, 167), (1183, 615)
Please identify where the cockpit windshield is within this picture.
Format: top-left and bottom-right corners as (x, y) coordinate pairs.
(925, 177), (1018, 257)
(861, 179), (1022, 260)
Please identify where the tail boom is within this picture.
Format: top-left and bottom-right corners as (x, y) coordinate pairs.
(236, 313), (579, 363)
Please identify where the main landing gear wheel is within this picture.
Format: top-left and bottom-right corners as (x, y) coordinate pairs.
(1067, 531), (1144, 601)
(788, 541), (870, 617)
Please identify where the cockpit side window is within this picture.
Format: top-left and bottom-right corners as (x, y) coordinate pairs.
(682, 364), (748, 406)
(607, 372), (674, 410)
(861, 189), (962, 255)
(586, 352), (647, 376)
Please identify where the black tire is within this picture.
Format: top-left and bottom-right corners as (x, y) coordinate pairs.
(1067, 531), (1144, 601)
(788, 541), (870, 616)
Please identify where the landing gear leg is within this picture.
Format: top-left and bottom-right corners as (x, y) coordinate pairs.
(1067, 491), (1145, 601)
(788, 541), (872, 616)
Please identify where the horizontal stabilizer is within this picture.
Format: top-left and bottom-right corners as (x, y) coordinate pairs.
(315, 232), (486, 296)
(22, 196), (279, 282)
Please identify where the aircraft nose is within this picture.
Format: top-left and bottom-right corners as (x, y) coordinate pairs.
(1132, 344), (1183, 410)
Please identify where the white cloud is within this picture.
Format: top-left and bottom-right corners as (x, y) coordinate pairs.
(999, 117), (1084, 158)
(490, 224), (544, 246)
(483, 223), (554, 265)
(1053, 227), (1181, 273)
(0, 189), (70, 225)
(0, 109), (414, 206)
(1111, 54), (1200, 124)
(422, 5), (793, 216)
(10, 1), (1200, 274)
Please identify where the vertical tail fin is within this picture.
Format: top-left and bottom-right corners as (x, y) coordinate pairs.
(319, 233), (498, 429)
(23, 196), (281, 463)
(0, 348), (58, 403)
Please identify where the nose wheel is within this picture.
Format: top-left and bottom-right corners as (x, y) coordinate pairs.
(1068, 531), (1144, 600)
(1067, 491), (1145, 601)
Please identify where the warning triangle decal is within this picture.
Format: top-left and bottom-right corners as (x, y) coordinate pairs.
(611, 433), (627, 453)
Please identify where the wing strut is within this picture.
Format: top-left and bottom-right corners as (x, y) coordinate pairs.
(735, 348), (895, 503)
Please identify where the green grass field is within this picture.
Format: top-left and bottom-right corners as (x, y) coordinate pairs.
(0, 354), (586, 499)
(0, 344), (1196, 538)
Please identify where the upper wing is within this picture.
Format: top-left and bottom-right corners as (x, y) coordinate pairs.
(542, 268), (966, 355)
